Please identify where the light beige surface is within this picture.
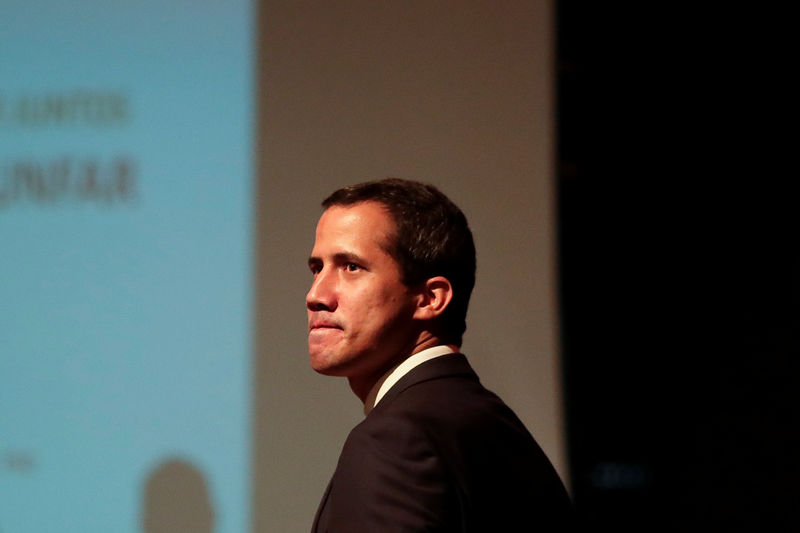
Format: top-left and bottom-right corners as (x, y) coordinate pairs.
(254, 1), (563, 530)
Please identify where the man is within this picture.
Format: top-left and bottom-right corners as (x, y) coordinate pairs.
(307, 178), (573, 532)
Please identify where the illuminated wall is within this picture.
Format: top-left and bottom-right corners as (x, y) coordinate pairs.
(254, 2), (563, 531)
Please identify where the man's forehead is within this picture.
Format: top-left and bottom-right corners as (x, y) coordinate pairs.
(316, 202), (395, 241)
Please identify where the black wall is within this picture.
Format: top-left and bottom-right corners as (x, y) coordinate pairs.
(556, 3), (797, 530)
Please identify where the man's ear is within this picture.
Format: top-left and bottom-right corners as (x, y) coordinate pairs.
(413, 276), (453, 321)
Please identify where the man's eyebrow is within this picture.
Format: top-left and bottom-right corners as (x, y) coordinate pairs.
(333, 252), (366, 265)
(308, 252), (367, 267)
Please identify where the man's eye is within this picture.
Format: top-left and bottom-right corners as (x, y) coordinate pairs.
(345, 263), (361, 272)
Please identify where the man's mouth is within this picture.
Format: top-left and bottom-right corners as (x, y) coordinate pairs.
(309, 320), (342, 332)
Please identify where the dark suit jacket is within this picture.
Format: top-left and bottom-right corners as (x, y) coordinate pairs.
(312, 353), (573, 532)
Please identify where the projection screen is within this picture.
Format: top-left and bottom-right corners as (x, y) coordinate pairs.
(1, 2), (253, 532)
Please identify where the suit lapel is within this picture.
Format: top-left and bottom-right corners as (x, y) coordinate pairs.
(373, 352), (478, 411)
(312, 353), (478, 531)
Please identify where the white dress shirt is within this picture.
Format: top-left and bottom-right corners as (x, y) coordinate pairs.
(363, 345), (456, 415)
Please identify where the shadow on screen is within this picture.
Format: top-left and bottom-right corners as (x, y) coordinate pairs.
(140, 458), (214, 533)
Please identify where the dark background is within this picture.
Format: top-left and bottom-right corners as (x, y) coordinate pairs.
(556, 3), (797, 530)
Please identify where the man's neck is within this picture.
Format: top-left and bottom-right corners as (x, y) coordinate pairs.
(362, 345), (457, 414)
(347, 335), (456, 403)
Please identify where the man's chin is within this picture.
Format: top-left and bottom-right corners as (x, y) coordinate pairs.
(309, 351), (348, 377)
(310, 363), (340, 376)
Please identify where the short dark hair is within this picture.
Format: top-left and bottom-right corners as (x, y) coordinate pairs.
(322, 178), (476, 346)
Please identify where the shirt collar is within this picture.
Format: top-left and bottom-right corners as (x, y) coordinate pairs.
(363, 345), (456, 415)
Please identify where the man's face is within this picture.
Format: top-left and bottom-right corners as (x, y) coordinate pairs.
(306, 201), (419, 381)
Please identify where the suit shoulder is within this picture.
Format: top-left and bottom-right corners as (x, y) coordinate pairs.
(380, 371), (526, 436)
(357, 371), (575, 528)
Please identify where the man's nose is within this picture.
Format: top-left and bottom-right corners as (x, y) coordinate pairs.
(306, 269), (337, 312)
